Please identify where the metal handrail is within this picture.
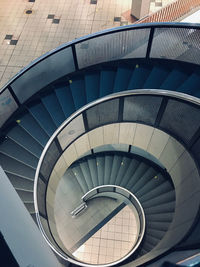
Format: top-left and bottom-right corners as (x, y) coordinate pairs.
(34, 89), (200, 266)
(1, 23), (200, 129)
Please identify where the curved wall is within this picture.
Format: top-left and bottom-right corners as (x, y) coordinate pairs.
(46, 122), (200, 266)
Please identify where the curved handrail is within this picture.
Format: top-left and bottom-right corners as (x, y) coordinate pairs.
(1, 22), (200, 93)
(34, 89), (200, 214)
(80, 185), (145, 265)
(34, 89), (200, 266)
(1, 23), (200, 128)
(2, 22), (200, 90)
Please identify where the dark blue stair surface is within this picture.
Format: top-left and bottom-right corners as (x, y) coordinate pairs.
(70, 78), (86, 110)
(113, 66), (133, 92)
(85, 72), (100, 102)
(19, 112), (49, 147)
(99, 70), (116, 97)
(28, 101), (57, 136)
(160, 67), (189, 90)
(55, 85), (76, 118)
(127, 64), (152, 90)
(41, 92), (66, 127)
(143, 65), (170, 89)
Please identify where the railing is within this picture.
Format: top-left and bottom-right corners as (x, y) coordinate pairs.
(136, 0), (200, 24)
(1, 23), (200, 130)
(81, 185), (146, 256)
(34, 89), (200, 266)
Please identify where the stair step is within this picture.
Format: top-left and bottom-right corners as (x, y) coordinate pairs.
(127, 64), (152, 89)
(6, 172), (34, 191)
(119, 158), (140, 188)
(145, 228), (166, 241)
(160, 67), (189, 90)
(113, 66), (133, 92)
(104, 155), (113, 185)
(177, 71), (200, 96)
(16, 189), (33, 202)
(126, 162), (148, 190)
(143, 65), (169, 88)
(99, 70), (116, 97)
(71, 165), (89, 194)
(8, 125), (43, 158)
(28, 101), (56, 136)
(144, 234), (160, 247)
(41, 92), (66, 127)
(109, 155), (123, 185)
(55, 85), (75, 118)
(136, 173), (167, 198)
(79, 161), (94, 190)
(139, 180), (174, 203)
(96, 156), (105, 186)
(85, 72), (100, 102)
(145, 212), (174, 223)
(19, 112), (49, 147)
(144, 201), (175, 215)
(142, 190), (175, 208)
(70, 78), (86, 110)
(131, 166), (156, 193)
(0, 152), (35, 180)
(0, 138), (38, 169)
(146, 221), (170, 232)
(115, 156), (132, 185)
(87, 158), (98, 187)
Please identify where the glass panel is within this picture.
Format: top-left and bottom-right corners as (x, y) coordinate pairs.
(116, 187), (130, 199)
(123, 95), (162, 125)
(99, 186), (113, 193)
(150, 28), (200, 65)
(159, 99), (200, 144)
(37, 178), (47, 216)
(0, 89), (18, 127)
(58, 114), (85, 150)
(11, 47), (75, 103)
(76, 28), (150, 69)
(86, 99), (119, 130)
(40, 141), (60, 180)
(130, 146), (164, 168)
(93, 144), (129, 153)
(40, 216), (60, 249)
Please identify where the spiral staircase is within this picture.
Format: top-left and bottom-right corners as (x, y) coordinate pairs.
(0, 23), (200, 266)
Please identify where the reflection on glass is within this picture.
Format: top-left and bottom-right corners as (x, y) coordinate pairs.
(73, 205), (138, 265)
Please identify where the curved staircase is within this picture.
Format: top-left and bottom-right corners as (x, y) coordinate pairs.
(0, 23), (200, 266)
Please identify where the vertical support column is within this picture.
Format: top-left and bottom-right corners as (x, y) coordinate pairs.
(0, 167), (62, 267)
(131, 0), (151, 19)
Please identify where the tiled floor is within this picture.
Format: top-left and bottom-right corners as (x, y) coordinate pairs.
(73, 205), (138, 265)
(0, 0), (179, 89)
(0, 0), (132, 88)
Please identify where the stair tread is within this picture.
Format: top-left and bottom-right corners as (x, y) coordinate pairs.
(19, 112), (49, 146)
(55, 85), (75, 118)
(99, 70), (116, 97)
(0, 137), (38, 169)
(70, 78), (86, 110)
(85, 72), (100, 102)
(41, 92), (66, 127)
(7, 125), (43, 158)
(28, 101), (57, 136)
